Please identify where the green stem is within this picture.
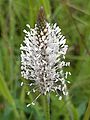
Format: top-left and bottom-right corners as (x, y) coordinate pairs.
(83, 100), (90, 120)
(45, 94), (50, 120)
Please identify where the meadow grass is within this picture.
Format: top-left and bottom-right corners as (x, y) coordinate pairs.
(0, 0), (90, 120)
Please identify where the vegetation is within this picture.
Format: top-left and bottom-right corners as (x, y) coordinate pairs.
(0, 0), (90, 120)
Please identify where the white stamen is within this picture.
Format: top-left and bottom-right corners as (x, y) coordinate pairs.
(21, 82), (24, 86)
(59, 96), (62, 100)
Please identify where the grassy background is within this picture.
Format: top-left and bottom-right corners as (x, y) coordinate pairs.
(0, 0), (90, 120)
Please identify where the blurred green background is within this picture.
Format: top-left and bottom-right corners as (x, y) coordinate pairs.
(0, 0), (90, 120)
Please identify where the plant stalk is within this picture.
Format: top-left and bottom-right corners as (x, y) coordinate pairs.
(45, 94), (50, 120)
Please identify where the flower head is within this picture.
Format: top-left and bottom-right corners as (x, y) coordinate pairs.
(20, 7), (71, 107)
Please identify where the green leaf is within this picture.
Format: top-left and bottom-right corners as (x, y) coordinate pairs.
(0, 73), (19, 119)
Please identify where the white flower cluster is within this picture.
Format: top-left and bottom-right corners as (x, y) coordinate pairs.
(20, 22), (71, 107)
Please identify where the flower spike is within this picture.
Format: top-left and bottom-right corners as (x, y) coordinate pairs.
(20, 7), (71, 106)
